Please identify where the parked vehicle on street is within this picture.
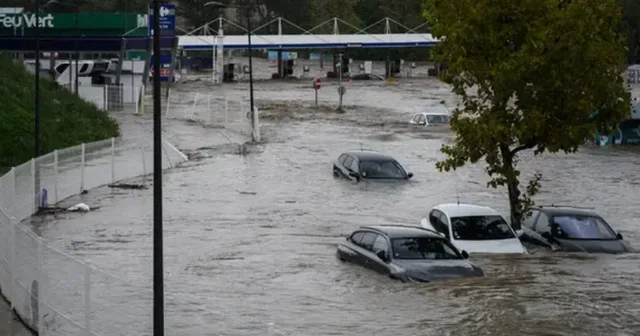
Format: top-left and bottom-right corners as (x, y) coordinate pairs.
(350, 73), (385, 81)
(333, 151), (413, 182)
(420, 203), (526, 254)
(409, 112), (451, 126)
(518, 205), (631, 253)
(336, 225), (485, 283)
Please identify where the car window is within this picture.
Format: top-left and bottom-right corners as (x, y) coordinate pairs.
(359, 160), (406, 179)
(437, 213), (451, 239)
(338, 154), (348, 165)
(391, 237), (461, 260)
(350, 231), (364, 244)
(522, 210), (539, 229)
(358, 232), (377, 251)
(372, 234), (389, 253)
(350, 157), (359, 172)
(534, 212), (551, 235)
(426, 114), (450, 125)
(552, 215), (617, 240)
(418, 115), (426, 124)
(450, 215), (515, 240)
(343, 155), (354, 169)
(412, 115), (421, 123)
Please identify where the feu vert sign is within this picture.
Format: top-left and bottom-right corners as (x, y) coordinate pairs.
(0, 12), (55, 29)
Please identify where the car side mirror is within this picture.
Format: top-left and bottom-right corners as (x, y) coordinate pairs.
(461, 250), (469, 259)
(617, 233), (623, 240)
(540, 231), (552, 240)
(376, 250), (389, 262)
(407, 172), (413, 179)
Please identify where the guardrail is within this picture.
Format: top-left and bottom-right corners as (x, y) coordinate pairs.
(0, 136), (188, 336)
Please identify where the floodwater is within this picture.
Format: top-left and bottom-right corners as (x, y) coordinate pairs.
(30, 63), (640, 336)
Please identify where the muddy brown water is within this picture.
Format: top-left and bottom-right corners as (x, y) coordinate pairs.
(29, 77), (640, 336)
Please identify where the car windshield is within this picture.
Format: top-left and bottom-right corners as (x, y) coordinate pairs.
(426, 114), (450, 124)
(553, 215), (617, 240)
(450, 215), (516, 240)
(391, 237), (462, 260)
(359, 160), (406, 179)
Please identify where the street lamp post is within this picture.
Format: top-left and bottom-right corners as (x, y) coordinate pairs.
(45, 0), (79, 94)
(204, 1), (256, 142)
(35, 0), (41, 160)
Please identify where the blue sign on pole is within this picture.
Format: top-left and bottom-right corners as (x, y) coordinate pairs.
(149, 54), (173, 82)
(148, 3), (176, 37)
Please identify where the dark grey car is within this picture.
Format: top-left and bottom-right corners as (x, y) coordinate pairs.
(336, 225), (485, 282)
(332, 151), (413, 182)
(518, 205), (632, 253)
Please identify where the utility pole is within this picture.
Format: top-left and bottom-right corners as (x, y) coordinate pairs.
(151, 1), (164, 336)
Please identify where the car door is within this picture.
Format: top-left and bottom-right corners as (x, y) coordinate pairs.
(369, 234), (392, 275)
(340, 155), (355, 179)
(532, 212), (555, 247)
(339, 231), (365, 263)
(355, 232), (378, 269)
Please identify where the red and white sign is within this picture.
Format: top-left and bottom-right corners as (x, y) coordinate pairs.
(314, 77), (322, 90)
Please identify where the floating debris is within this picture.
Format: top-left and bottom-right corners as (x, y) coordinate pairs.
(108, 183), (147, 190)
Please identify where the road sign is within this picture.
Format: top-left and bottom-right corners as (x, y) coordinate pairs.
(149, 54), (173, 82)
(314, 77), (321, 90)
(148, 3), (175, 36)
(338, 86), (346, 95)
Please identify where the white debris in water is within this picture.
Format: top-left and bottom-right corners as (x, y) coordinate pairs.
(67, 203), (90, 212)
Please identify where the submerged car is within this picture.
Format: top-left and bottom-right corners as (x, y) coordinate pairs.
(336, 225), (485, 282)
(333, 151), (413, 182)
(421, 204), (526, 254)
(409, 112), (451, 126)
(519, 205), (631, 253)
(350, 73), (385, 81)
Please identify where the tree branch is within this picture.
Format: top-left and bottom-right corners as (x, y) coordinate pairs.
(510, 140), (536, 156)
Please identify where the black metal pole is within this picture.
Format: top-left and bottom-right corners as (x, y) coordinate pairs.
(74, 2), (79, 94)
(152, 0), (164, 335)
(35, 1), (41, 159)
(246, 7), (255, 141)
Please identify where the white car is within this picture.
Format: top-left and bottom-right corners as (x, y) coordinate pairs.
(409, 112), (451, 126)
(420, 203), (527, 254)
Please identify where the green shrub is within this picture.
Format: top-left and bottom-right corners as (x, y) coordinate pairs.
(0, 52), (120, 170)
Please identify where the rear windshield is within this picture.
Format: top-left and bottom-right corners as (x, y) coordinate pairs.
(426, 115), (450, 124)
(450, 215), (516, 240)
(391, 237), (462, 260)
(553, 215), (617, 240)
(359, 160), (406, 179)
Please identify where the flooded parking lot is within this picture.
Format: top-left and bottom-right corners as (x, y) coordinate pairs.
(32, 74), (640, 336)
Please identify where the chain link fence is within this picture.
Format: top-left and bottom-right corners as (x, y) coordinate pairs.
(0, 136), (188, 336)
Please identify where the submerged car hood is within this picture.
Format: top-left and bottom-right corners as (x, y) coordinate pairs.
(392, 259), (484, 282)
(453, 238), (526, 254)
(556, 238), (630, 253)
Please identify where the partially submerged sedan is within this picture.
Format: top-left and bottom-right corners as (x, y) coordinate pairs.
(336, 225), (485, 282)
(421, 203), (526, 254)
(519, 205), (631, 253)
(333, 151), (413, 182)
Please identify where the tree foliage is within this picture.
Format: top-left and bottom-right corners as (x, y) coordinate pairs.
(424, 0), (630, 229)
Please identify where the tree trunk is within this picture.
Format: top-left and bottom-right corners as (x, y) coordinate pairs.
(500, 145), (523, 230)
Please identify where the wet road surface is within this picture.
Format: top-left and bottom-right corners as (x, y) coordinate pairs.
(32, 77), (640, 336)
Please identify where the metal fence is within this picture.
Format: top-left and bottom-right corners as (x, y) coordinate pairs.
(0, 136), (188, 336)
(165, 89), (260, 142)
(63, 84), (144, 112)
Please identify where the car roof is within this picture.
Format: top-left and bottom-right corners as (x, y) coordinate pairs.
(358, 225), (443, 239)
(433, 203), (502, 217)
(418, 111), (450, 116)
(532, 205), (599, 217)
(344, 150), (396, 161)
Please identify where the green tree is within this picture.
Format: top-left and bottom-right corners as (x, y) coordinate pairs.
(424, 0), (630, 229)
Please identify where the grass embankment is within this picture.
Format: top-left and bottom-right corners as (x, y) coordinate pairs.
(0, 53), (120, 171)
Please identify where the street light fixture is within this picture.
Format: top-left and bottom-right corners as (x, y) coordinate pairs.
(204, 1), (256, 142)
(44, 0), (80, 94)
